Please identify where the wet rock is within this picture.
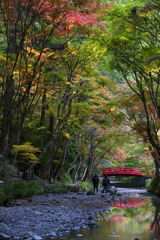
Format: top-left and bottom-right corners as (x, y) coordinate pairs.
(16, 202), (21, 205)
(42, 202), (52, 207)
(10, 202), (15, 206)
(51, 232), (57, 237)
(109, 186), (117, 194)
(101, 194), (105, 197)
(0, 187), (151, 240)
(67, 184), (81, 193)
(0, 232), (10, 240)
(34, 212), (42, 215)
(0, 223), (8, 228)
(32, 235), (43, 240)
(86, 191), (95, 195)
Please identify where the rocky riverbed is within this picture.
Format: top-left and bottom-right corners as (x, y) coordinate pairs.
(0, 188), (153, 240)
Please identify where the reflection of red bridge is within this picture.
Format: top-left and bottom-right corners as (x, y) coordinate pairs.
(110, 199), (146, 208)
(101, 167), (155, 177)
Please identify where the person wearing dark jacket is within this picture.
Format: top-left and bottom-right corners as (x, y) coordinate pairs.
(102, 175), (110, 193)
(92, 173), (100, 193)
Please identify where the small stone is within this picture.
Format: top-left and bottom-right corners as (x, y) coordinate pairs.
(16, 202), (21, 205)
(51, 232), (57, 236)
(0, 223), (8, 228)
(34, 211), (42, 215)
(32, 235), (43, 240)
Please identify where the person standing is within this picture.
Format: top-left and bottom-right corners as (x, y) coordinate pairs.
(92, 173), (100, 193)
(102, 175), (110, 193)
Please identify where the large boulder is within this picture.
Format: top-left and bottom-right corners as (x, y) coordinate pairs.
(67, 184), (81, 193)
(108, 186), (117, 194)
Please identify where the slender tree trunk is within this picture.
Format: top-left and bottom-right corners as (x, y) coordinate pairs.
(51, 138), (69, 182)
(0, 156), (4, 178)
(81, 166), (88, 181)
(13, 130), (21, 166)
(73, 156), (82, 183)
(48, 114), (55, 153)
(40, 92), (46, 147)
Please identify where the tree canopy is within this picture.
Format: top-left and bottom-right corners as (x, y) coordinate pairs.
(0, 0), (156, 182)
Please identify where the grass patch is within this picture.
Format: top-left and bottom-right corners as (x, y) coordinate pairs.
(0, 180), (45, 205)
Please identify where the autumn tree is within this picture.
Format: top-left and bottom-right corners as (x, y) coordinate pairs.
(0, 0), (106, 177)
(104, 0), (160, 175)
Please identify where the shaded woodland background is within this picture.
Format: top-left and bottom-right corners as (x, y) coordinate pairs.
(0, 0), (158, 184)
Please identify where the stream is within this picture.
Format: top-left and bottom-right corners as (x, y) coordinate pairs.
(54, 196), (160, 240)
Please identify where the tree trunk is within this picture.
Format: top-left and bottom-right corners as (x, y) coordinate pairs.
(40, 92), (46, 147)
(0, 156), (4, 178)
(81, 166), (88, 181)
(48, 114), (55, 154)
(51, 138), (69, 182)
(40, 93), (47, 127)
(1, 76), (14, 157)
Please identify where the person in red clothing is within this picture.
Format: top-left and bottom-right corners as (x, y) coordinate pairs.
(92, 173), (100, 193)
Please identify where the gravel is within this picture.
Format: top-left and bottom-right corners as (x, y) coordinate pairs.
(0, 188), (153, 240)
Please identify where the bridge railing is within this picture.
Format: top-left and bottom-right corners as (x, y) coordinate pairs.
(101, 167), (145, 176)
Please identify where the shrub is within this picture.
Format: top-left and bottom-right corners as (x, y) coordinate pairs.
(27, 180), (44, 195)
(1, 182), (14, 202)
(58, 173), (72, 184)
(53, 185), (68, 194)
(0, 179), (45, 205)
(12, 180), (28, 199)
(146, 176), (160, 196)
(0, 160), (17, 181)
(0, 190), (5, 205)
(76, 181), (93, 192)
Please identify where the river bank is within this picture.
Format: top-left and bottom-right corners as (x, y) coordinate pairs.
(0, 188), (153, 240)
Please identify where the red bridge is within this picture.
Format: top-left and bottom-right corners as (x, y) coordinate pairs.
(101, 167), (155, 177)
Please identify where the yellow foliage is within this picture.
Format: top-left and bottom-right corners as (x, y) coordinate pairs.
(0, 55), (6, 61)
(12, 142), (40, 163)
(109, 107), (115, 113)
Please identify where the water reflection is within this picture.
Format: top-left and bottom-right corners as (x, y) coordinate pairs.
(55, 197), (160, 240)
(110, 198), (147, 208)
(151, 198), (160, 236)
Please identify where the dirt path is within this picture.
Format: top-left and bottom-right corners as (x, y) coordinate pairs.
(0, 188), (153, 240)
